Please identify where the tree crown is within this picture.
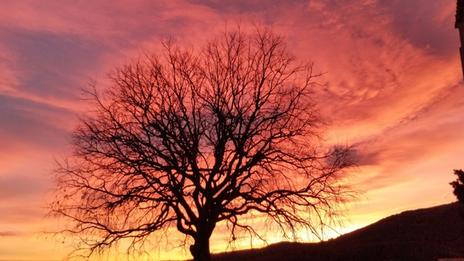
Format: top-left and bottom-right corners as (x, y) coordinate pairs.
(51, 29), (350, 259)
(451, 169), (464, 204)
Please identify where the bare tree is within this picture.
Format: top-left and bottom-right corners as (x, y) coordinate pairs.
(52, 29), (351, 261)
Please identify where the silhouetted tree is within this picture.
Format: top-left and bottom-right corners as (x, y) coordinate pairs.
(451, 169), (464, 204)
(52, 29), (351, 261)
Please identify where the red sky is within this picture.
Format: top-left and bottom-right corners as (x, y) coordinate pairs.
(0, 0), (463, 260)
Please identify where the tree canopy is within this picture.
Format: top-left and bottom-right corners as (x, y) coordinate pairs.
(451, 169), (464, 204)
(52, 29), (351, 261)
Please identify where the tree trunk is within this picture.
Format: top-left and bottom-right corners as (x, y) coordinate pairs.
(190, 233), (211, 261)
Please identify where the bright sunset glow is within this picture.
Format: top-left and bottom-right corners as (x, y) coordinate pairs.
(0, 1), (462, 260)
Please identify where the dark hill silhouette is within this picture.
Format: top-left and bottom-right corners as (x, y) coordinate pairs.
(212, 202), (464, 261)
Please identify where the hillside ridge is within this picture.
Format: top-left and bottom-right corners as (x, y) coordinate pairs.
(213, 202), (464, 261)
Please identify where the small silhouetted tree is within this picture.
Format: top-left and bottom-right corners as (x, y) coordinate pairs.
(451, 169), (464, 204)
(51, 29), (351, 261)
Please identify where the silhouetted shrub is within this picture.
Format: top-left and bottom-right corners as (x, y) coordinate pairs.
(450, 169), (464, 204)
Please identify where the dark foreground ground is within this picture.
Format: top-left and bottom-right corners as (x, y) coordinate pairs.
(212, 202), (464, 261)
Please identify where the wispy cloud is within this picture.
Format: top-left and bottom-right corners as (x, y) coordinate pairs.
(0, 231), (19, 237)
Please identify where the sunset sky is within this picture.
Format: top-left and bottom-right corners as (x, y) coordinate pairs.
(1, 0), (463, 260)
